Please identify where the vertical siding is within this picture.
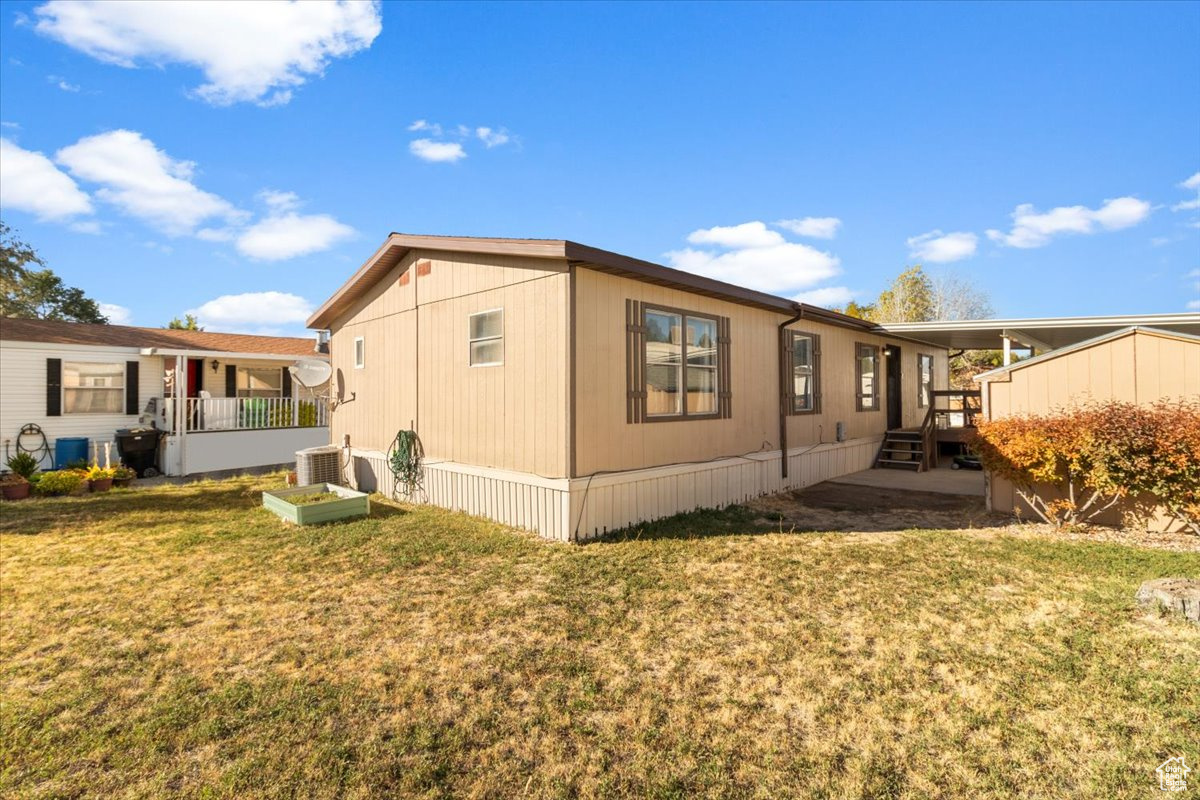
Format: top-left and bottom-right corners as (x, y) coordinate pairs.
(984, 329), (1200, 526)
(985, 330), (1197, 419)
(328, 250), (570, 478)
(573, 269), (947, 476)
(0, 342), (162, 467)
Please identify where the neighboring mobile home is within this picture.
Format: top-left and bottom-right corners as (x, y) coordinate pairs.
(976, 325), (1200, 527)
(0, 317), (329, 476)
(307, 234), (951, 540)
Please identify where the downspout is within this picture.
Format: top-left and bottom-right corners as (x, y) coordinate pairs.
(778, 303), (805, 479)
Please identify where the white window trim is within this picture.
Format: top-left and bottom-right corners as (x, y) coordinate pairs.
(235, 366), (285, 399)
(468, 308), (504, 367)
(354, 336), (365, 370)
(63, 360), (126, 415)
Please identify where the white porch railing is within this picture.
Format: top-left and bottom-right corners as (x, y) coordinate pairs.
(167, 396), (329, 432)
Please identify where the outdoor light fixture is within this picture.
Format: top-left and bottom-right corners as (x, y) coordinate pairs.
(211, 359), (220, 373)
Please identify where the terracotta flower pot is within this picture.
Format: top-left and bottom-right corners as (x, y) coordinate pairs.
(89, 478), (113, 493)
(1, 482), (31, 501)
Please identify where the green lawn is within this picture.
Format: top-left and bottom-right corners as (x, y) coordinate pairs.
(2, 474), (1197, 799)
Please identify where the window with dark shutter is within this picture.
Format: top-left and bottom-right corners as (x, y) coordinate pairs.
(856, 343), (880, 412)
(47, 358), (62, 417)
(626, 300), (730, 422)
(786, 330), (821, 415)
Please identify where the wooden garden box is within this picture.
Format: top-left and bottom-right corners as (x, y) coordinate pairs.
(262, 483), (370, 525)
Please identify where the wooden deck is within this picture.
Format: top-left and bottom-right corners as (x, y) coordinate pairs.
(875, 390), (981, 472)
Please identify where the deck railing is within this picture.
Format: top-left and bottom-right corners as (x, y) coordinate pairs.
(168, 396), (329, 432)
(930, 389), (982, 430)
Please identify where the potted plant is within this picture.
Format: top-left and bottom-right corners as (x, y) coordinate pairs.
(86, 465), (116, 493)
(0, 473), (31, 501)
(112, 465), (136, 488)
(6, 452), (39, 481)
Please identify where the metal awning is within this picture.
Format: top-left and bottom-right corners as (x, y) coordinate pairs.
(877, 313), (1200, 351)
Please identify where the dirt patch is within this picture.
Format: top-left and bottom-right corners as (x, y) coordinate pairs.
(748, 481), (1200, 551)
(749, 481), (1005, 532)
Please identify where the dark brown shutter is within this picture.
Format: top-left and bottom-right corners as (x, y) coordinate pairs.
(225, 364), (237, 397)
(782, 329), (796, 416)
(47, 358), (62, 416)
(281, 366), (292, 398)
(717, 315), (732, 419)
(625, 299), (647, 423)
(812, 333), (822, 414)
(125, 361), (139, 415)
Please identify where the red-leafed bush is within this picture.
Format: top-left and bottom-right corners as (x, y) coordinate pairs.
(972, 399), (1200, 533)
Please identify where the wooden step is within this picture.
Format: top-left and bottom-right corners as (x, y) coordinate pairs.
(876, 459), (921, 469)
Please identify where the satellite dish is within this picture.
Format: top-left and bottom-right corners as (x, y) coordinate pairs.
(289, 358), (332, 388)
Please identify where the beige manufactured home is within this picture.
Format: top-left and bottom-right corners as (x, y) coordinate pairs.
(308, 234), (949, 540)
(977, 325), (1200, 526)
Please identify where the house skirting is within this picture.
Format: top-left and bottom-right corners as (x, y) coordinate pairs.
(347, 435), (882, 542)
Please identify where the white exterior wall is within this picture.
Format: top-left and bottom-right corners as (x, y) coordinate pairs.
(174, 427), (330, 476)
(347, 435), (880, 542)
(0, 339), (162, 468)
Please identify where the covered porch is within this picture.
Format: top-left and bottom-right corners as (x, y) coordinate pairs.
(142, 346), (331, 477)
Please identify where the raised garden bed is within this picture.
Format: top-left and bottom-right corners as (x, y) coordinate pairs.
(262, 483), (369, 525)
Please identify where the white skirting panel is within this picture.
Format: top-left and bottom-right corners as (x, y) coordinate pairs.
(347, 449), (573, 541)
(568, 436), (881, 541)
(346, 436), (881, 543)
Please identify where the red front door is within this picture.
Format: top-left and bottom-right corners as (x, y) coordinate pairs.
(187, 358), (204, 397)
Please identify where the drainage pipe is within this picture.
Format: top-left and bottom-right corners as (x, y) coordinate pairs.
(777, 303), (805, 479)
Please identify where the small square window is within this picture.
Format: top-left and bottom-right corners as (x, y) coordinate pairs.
(469, 309), (503, 366)
(354, 337), (365, 369)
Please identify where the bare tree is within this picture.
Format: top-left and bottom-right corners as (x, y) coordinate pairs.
(930, 272), (994, 321)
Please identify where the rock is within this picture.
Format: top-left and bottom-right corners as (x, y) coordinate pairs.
(1136, 578), (1200, 625)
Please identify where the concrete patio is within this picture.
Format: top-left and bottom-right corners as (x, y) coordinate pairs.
(829, 464), (985, 496)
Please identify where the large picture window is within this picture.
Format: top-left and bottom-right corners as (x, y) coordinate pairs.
(64, 361), (124, 414)
(627, 301), (730, 423)
(856, 343), (880, 412)
(237, 367), (283, 398)
(917, 353), (933, 408)
(788, 331), (821, 414)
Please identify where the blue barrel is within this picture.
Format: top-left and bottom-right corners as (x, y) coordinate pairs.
(54, 437), (89, 468)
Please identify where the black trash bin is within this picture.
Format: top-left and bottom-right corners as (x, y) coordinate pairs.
(114, 427), (164, 477)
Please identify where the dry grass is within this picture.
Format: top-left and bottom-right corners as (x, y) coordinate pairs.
(2, 474), (1198, 799)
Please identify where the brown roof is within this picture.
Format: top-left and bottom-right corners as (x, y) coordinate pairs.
(0, 317), (319, 357)
(306, 233), (877, 332)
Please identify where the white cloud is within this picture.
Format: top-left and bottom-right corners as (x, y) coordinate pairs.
(407, 119), (442, 136)
(236, 212), (354, 261)
(1188, 299), (1200, 311)
(409, 138), (466, 163)
(0, 137), (94, 221)
(686, 221), (784, 249)
(47, 74), (80, 92)
(56, 129), (243, 236)
(1, 121), (21, 130)
(69, 220), (102, 234)
(792, 286), (855, 308)
(906, 230), (978, 263)
(774, 217), (842, 240)
(34, 0), (381, 106)
(666, 221), (840, 293)
(986, 196), (1151, 248)
(188, 291), (312, 333)
(98, 302), (131, 324)
(1173, 172), (1200, 212)
(476, 126), (510, 148)
(258, 189), (301, 213)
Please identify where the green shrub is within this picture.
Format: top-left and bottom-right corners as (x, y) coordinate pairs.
(6, 452), (39, 479)
(33, 470), (85, 497)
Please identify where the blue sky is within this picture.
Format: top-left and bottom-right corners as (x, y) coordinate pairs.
(1, 0), (1198, 336)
